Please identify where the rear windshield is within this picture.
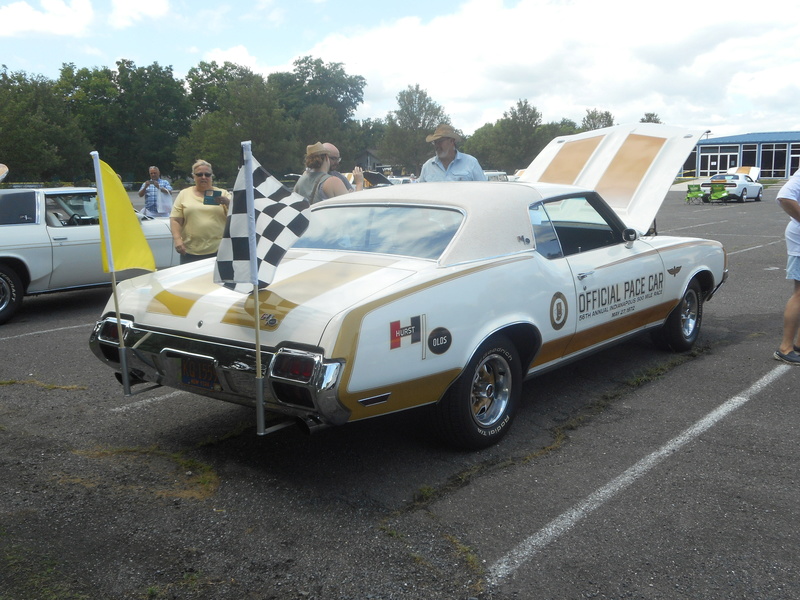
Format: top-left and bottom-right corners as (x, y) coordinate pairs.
(295, 205), (463, 260)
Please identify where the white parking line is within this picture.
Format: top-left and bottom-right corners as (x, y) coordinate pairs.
(727, 239), (784, 255)
(0, 323), (95, 342)
(664, 220), (729, 232)
(110, 390), (186, 413)
(487, 364), (791, 585)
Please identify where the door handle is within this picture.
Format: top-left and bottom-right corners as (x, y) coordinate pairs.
(577, 271), (594, 280)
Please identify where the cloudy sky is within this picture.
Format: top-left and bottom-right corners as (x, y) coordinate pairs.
(2, 0), (798, 139)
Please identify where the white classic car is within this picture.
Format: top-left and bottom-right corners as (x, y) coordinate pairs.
(89, 125), (727, 449)
(0, 187), (178, 324)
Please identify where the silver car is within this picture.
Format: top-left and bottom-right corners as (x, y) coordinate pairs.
(0, 187), (178, 324)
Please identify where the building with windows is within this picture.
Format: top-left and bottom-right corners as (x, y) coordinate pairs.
(682, 131), (800, 179)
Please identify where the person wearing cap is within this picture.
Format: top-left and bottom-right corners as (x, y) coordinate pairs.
(418, 123), (487, 183)
(322, 142), (364, 192)
(294, 142), (350, 204)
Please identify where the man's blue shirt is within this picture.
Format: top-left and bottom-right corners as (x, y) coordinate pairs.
(138, 178), (173, 216)
(419, 150), (486, 182)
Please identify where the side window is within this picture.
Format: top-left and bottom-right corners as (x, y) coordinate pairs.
(45, 196), (70, 226)
(0, 191), (37, 225)
(46, 194), (100, 226)
(543, 196), (619, 256)
(529, 204), (563, 259)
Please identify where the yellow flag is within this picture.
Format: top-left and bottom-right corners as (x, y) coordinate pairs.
(96, 158), (156, 272)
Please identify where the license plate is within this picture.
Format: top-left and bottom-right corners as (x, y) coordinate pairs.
(181, 356), (221, 391)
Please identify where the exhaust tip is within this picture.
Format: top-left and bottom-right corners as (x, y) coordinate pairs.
(296, 416), (327, 435)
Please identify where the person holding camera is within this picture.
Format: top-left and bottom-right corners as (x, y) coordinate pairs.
(169, 160), (231, 265)
(137, 166), (173, 217)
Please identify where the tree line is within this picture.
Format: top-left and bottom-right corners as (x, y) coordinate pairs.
(0, 57), (661, 184)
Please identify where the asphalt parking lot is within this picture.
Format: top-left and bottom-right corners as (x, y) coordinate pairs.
(1, 186), (799, 600)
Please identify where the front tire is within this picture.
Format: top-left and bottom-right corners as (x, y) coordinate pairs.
(0, 263), (24, 325)
(435, 334), (521, 450)
(652, 279), (703, 352)
(756, 188), (763, 202)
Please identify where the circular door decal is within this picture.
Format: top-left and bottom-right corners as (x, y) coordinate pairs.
(428, 327), (452, 355)
(550, 292), (568, 330)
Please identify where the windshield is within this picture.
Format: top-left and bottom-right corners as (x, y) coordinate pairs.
(295, 205), (463, 260)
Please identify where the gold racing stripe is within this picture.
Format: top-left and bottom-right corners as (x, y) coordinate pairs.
(538, 136), (603, 184)
(144, 255), (403, 323)
(147, 273), (220, 316)
(596, 134), (666, 211)
(221, 256), (405, 328)
(529, 299), (677, 369)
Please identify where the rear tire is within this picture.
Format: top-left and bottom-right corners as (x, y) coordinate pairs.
(0, 263), (24, 325)
(651, 279), (703, 352)
(435, 334), (521, 450)
(739, 188), (747, 202)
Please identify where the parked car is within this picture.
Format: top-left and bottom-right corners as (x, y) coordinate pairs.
(484, 170), (509, 182)
(89, 124), (726, 449)
(700, 172), (763, 202)
(0, 187), (178, 324)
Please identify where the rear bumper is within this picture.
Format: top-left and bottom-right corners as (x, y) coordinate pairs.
(89, 317), (349, 425)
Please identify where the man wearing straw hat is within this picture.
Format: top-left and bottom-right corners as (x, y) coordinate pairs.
(418, 123), (486, 183)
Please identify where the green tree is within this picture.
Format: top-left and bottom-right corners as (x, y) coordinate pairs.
(463, 100), (543, 173)
(268, 56), (366, 123)
(297, 104), (345, 150)
(640, 112), (662, 123)
(55, 63), (122, 170)
(186, 60), (253, 118)
(580, 108), (615, 131)
(380, 85), (449, 174)
(461, 122), (503, 171)
(113, 59), (191, 179)
(0, 66), (90, 182)
(175, 72), (295, 179)
(55, 60), (191, 180)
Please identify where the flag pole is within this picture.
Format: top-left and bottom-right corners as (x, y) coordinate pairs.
(241, 141), (266, 435)
(91, 151), (131, 396)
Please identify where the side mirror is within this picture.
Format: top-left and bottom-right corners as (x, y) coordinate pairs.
(623, 228), (638, 249)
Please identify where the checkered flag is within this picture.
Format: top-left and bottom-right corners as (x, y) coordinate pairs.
(214, 153), (310, 293)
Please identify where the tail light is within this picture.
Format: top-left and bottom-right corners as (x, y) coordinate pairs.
(271, 351), (316, 383)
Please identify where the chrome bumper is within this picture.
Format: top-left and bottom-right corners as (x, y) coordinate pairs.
(89, 318), (349, 425)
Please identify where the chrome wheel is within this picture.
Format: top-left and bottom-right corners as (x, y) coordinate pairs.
(469, 352), (512, 428)
(0, 276), (10, 313)
(435, 334), (521, 449)
(678, 286), (700, 339)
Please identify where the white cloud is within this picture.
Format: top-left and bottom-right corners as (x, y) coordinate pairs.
(203, 44), (261, 70)
(108, 0), (170, 28)
(0, 0), (93, 36)
(303, 0), (800, 136)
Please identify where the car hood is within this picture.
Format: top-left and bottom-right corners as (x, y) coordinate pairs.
(110, 251), (422, 348)
(519, 123), (704, 233)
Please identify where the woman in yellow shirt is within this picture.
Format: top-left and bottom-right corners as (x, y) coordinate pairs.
(170, 159), (231, 264)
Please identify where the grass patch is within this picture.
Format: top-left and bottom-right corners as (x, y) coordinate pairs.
(0, 536), (90, 600)
(0, 379), (86, 390)
(74, 445), (220, 500)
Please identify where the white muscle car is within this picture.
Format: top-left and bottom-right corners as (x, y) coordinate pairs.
(0, 187), (178, 324)
(89, 124), (727, 449)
